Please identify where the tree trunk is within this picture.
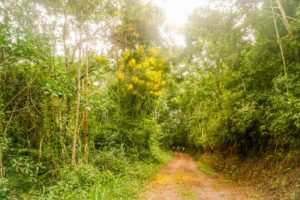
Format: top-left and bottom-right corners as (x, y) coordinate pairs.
(71, 26), (82, 165)
(275, 0), (299, 63)
(276, 0), (291, 33)
(271, 0), (288, 92)
(64, 97), (71, 137)
(71, 60), (81, 165)
(83, 59), (89, 161)
(0, 149), (3, 177)
(39, 134), (45, 161)
(62, 9), (71, 141)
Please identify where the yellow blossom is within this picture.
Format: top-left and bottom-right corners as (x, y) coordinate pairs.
(95, 56), (103, 62)
(124, 50), (131, 58)
(154, 91), (162, 96)
(153, 84), (160, 89)
(128, 59), (136, 67)
(116, 46), (166, 99)
(145, 70), (153, 79)
(119, 64), (125, 70)
(127, 84), (134, 90)
(135, 64), (142, 70)
(149, 57), (156, 65)
(138, 80), (145, 85)
(137, 45), (145, 54)
(131, 76), (139, 84)
(116, 72), (125, 80)
(146, 82), (153, 89)
(142, 61), (150, 68)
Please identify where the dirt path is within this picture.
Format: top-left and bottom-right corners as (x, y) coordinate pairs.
(140, 154), (263, 200)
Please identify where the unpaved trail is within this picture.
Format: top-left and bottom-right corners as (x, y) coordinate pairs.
(140, 154), (263, 200)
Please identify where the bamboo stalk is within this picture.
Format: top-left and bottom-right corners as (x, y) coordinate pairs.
(83, 57), (89, 161)
(276, 0), (291, 33)
(271, 0), (288, 92)
(72, 26), (82, 166)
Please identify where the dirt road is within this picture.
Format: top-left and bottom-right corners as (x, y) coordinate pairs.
(140, 154), (262, 200)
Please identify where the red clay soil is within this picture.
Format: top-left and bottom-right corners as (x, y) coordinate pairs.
(140, 154), (264, 200)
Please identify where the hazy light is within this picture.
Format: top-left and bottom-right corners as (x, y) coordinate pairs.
(153, 0), (210, 26)
(150, 0), (211, 46)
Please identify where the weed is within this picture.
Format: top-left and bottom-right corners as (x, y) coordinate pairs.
(196, 161), (218, 178)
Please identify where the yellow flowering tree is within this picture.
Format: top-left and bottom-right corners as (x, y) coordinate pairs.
(116, 46), (166, 100)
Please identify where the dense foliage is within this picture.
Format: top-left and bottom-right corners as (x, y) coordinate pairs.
(166, 0), (300, 156)
(0, 0), (299, 199)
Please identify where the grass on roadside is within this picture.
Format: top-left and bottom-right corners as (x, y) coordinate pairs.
(15, 148), (172, 200)
(196, 161), (218, 178)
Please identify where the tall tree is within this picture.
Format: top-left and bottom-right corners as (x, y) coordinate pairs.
(110, 0), (164, 50)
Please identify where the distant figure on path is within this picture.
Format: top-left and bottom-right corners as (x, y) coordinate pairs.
(181, 147), (185, 153)
(172, 146), (176, 153)
(176, 146), (181, 154)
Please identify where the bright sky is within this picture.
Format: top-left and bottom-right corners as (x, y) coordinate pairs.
(152, 0), (210, 26)
(150, 0), (211, 46)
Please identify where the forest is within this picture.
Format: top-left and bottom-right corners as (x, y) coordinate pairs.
(0, 0), (299, 199)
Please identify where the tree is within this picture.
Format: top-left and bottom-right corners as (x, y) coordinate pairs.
(110, 0), (164, 50)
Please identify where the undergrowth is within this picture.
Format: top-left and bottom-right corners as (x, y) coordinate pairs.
(197, 152), (300, 200)
(1, 147), (171, 200)
(195, 161), (218, 178)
